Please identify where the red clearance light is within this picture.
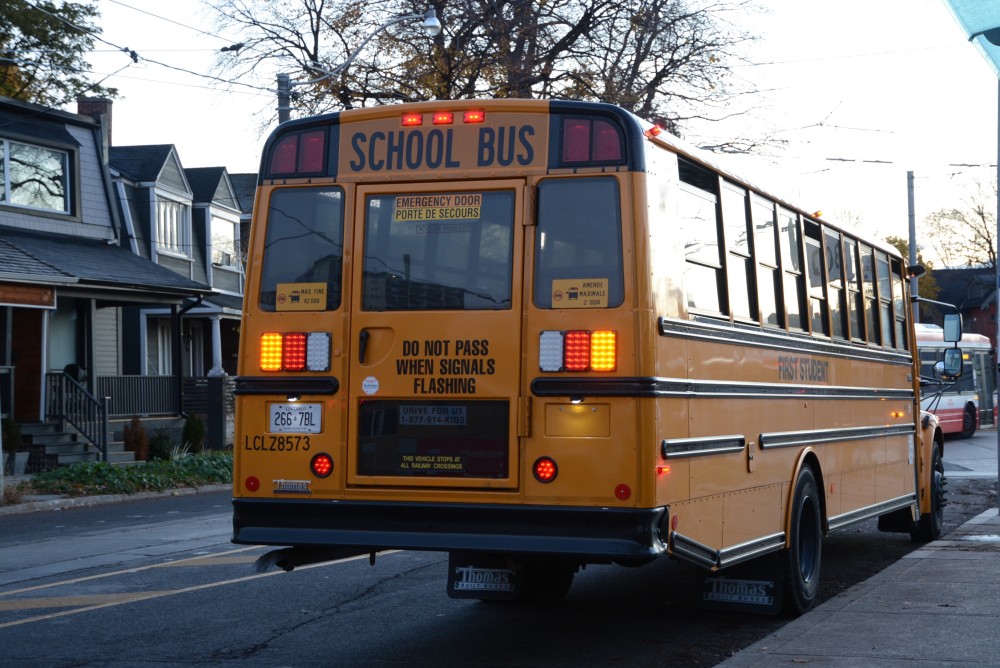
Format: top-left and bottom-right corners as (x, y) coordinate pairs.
(656, 464), (671, 475)
(533, 457), (558, 483)
(432, 111), (454, 125)
(401, 113), (423, 126)
(463, 110), (486, 124)
(644, 125), (664, 138)
(311, 453), (334, 478)
(282, 332), (307, 371)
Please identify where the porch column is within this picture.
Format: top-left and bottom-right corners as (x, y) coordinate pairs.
(208, 314), (224, 377)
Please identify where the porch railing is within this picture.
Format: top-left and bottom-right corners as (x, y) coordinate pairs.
(45, 372), (109, 461)
(96, 375), (179, 417)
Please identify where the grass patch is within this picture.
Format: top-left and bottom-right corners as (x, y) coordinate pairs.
(25, 452), (233, 497)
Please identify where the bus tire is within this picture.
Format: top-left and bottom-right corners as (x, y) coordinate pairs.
(519, 558), (577, 603)
(782, 465), (822, 616)
(911, 443), (945, 543)
(960, 405), (977, 439)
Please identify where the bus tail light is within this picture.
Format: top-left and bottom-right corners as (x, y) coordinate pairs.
(539, 330), (617, 372)
(311, 453), (334, 478)
(533, 457), (558, 483)
(259, 332), (331, 372)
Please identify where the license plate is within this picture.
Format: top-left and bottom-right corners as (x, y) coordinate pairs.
(269, 403), (322, 433)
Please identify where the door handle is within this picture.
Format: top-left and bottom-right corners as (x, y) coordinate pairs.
(359, 329), (370, 364)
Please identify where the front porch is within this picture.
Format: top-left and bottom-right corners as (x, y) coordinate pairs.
(6, 372), (234, 474)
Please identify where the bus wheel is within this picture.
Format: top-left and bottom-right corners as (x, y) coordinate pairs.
(519, 558), (577, 603)
(782, 465), (822, 616)
(961, 406), (977, 439)
(911, 444), (946, 543)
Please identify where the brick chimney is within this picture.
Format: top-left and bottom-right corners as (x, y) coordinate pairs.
(77, 97), (113, 146)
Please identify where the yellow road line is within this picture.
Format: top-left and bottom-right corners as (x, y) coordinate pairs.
(0, 551), (395, 629)
(0, 545), (263, 598)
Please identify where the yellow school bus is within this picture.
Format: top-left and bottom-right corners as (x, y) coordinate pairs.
(232, 99), (948, 614)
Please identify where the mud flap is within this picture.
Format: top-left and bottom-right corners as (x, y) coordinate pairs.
(699, 553), (784, 615)
(447, 552), (522, 600)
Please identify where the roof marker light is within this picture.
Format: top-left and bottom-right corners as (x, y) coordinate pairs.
(463, 110), (486, 124)
(432, 111), (454, 125)
(401, 113), (423, 127)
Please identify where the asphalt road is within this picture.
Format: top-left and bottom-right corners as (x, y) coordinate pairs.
(0, 462), (995, 666)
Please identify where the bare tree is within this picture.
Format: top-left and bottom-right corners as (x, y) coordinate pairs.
(922, 177), (998, 270)
(209, 0), (758, 138)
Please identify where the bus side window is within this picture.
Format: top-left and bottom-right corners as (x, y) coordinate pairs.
(859, 244), (879, 345)
(890, 258), (909, 350)
(778, 209), (806, 331)
(804, 222), (828, 336)
(843, 238), (865, 342)
(678, 158), (724, 315)
(679, 184), (723, 313)
(752, 196), (781, 328)
(875, 251), (894, 348)
(721, 182), (757, 322)
(824, 228), (847, 340)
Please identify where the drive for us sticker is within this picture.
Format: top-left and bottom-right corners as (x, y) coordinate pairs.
(276, 282), (327, 311)
(551, 278), (609, 308)
(362, 376), (380, 395)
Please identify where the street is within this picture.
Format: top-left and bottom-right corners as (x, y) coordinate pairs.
(0, 434), (995, 668)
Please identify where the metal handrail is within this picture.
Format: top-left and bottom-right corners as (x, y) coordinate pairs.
(45, 372), (109, 462)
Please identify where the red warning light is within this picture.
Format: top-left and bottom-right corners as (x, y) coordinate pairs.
(311, 453), (334, 478)
(533, 457), (558, 483)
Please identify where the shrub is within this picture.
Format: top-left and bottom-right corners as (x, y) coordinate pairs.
(148, 430), (174, 461)
(182, 414), (206, 453)
(26, 452), (233, 496)
(123, 416), (149, 461)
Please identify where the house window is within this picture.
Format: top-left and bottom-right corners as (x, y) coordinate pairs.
(211, 214), (238, 267)
(157, 198), (190, 255)
(0, 138), (70, 213)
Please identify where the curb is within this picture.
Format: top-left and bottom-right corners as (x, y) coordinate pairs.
(0, 483), (232, 516)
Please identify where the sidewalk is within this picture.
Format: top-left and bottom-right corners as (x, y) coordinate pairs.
(719, 427), (1000, 667)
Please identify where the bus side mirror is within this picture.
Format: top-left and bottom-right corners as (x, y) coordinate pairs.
(943, 313), (962, 343)
(941, 348), (963, 378)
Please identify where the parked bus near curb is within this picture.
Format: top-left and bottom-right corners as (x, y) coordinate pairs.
(917, 323), (994, 438)
(232, 99), (958, 615)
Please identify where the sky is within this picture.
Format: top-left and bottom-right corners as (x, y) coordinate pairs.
(81, 0), (999, 254)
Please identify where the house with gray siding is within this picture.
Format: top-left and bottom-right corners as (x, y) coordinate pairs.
(0, 96), (210, 472)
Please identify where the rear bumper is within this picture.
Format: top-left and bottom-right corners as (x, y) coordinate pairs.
(232, 498), (668, 561)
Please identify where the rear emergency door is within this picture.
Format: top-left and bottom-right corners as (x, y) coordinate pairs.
(347, 181), (525, 490)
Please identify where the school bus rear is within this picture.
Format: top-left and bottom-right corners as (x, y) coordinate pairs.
(232, 100), (662, 596)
